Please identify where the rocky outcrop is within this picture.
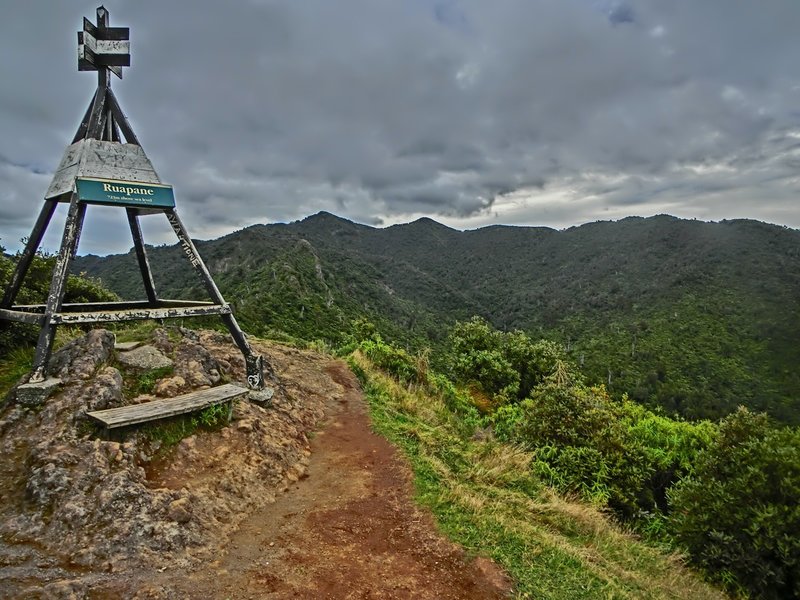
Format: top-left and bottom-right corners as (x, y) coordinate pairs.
(0, 327), (343, 597)
(46, 329), (115, 382)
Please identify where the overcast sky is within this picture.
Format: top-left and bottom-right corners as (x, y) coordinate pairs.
(1, 1), (799, 255)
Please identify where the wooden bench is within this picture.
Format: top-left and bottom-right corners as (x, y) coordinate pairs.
(86, 383), (249, 429)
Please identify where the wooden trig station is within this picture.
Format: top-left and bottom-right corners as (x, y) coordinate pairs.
(0, 7), (266, 391)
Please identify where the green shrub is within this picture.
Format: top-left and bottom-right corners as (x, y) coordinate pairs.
(517, 384), (622, 449)
(358, 338), (419, 385)
(507, 383), (650, 515)
(0, 246), (117, 357)
(533, 444), (612, 506)
(444, 318), (719, 523)
(621, 402), (716, 512)
(446, 316), (569, 403)
(502, 382), (715, 520)
(669, 408), (800, 598)
(488, 402), (526, 442)
(426, 371), (482, 433)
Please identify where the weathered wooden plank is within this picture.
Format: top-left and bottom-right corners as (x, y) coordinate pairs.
(82, 31), (130, 56)
(84, 140), (159, 169)
(46, 141), (86, 198)
(84, 13), (128, 41)
(86, 140), (158, 168)
(14, 300), (218, 313)
(110, 117), (121, 142)
(86, 384), (247, 428)
(0, 308), (44, 326)
(78, 164), (161, 183)
(98, 27), (130, 42)
(83, 16), (97, 38)
(52, 303), (231, 324)
(14, 302), (226, 321)
(77, 33), (97, 71)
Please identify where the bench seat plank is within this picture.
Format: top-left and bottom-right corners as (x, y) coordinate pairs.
(86, 383), (248, 429)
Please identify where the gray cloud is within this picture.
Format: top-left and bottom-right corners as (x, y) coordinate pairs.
(1, 1), (800, 254)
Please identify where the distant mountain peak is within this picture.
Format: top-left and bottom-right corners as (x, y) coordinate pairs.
(393, 216), (455, 232)
(302, 211), (355, 225)
(412, 216), (451, 227)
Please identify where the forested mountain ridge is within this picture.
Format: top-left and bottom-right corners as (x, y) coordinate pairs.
(73, 212), (800, 423)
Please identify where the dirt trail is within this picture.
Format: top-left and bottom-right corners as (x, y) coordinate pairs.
(142, 362), (511, 599)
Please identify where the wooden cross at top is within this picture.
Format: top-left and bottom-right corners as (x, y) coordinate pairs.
(78, 6), (130, 86)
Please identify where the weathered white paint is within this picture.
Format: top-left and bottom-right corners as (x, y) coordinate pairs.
(81, 31), (130, 56)
(51, 303), (231, 324)
(45, 139), (162, 200)
(77, 44), (92, 64)
(97, 39), (129, 55)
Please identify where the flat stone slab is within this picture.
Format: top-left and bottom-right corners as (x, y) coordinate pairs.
(116, 345), (173, 370)
(115, 340), (143, 351)
(248, 386), (275, 406)
(16, 378), (62, 407)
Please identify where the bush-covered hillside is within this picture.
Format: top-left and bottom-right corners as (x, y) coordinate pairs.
(349, 319), (799, 598)
(73, 213), (800, 424)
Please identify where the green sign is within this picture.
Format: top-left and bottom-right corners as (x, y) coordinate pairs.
(76, 177), (175, 208)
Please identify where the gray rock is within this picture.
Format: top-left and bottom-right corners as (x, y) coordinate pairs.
(174, 339), (221, 387)
(117, 346), (173, 370)
(16, 378), (62, 407)
(79, 367), (123, 412)
(151, 328), (174, 354)
(248, 386), (275, 407)
(178, 327), (200, 341)
(48, 329), (115, 381)
(41, 579), (87, 599)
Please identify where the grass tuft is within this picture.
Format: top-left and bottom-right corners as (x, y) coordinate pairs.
(121, 365), (175, 399)
(0, 346), (34, 398)
(141, 401), (232, 457)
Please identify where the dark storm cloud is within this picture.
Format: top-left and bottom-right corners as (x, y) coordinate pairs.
(1, 1), (799, 254)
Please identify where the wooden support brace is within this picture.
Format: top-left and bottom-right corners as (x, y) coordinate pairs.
(107, 89), (140, 145)
(30, 196), (86, 383)
(0, 308), (44, 326)
(126, 208), (158, 304)
(72, 91), (97, 143)
(164, 209), (266, 389)
(86, 86), (108, 140)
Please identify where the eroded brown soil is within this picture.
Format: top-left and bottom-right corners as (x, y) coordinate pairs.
(137, 362), (511, 599)
(0, 330), (511, 599)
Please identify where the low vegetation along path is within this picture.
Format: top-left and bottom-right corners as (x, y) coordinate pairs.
(154, 362), (511, 599)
